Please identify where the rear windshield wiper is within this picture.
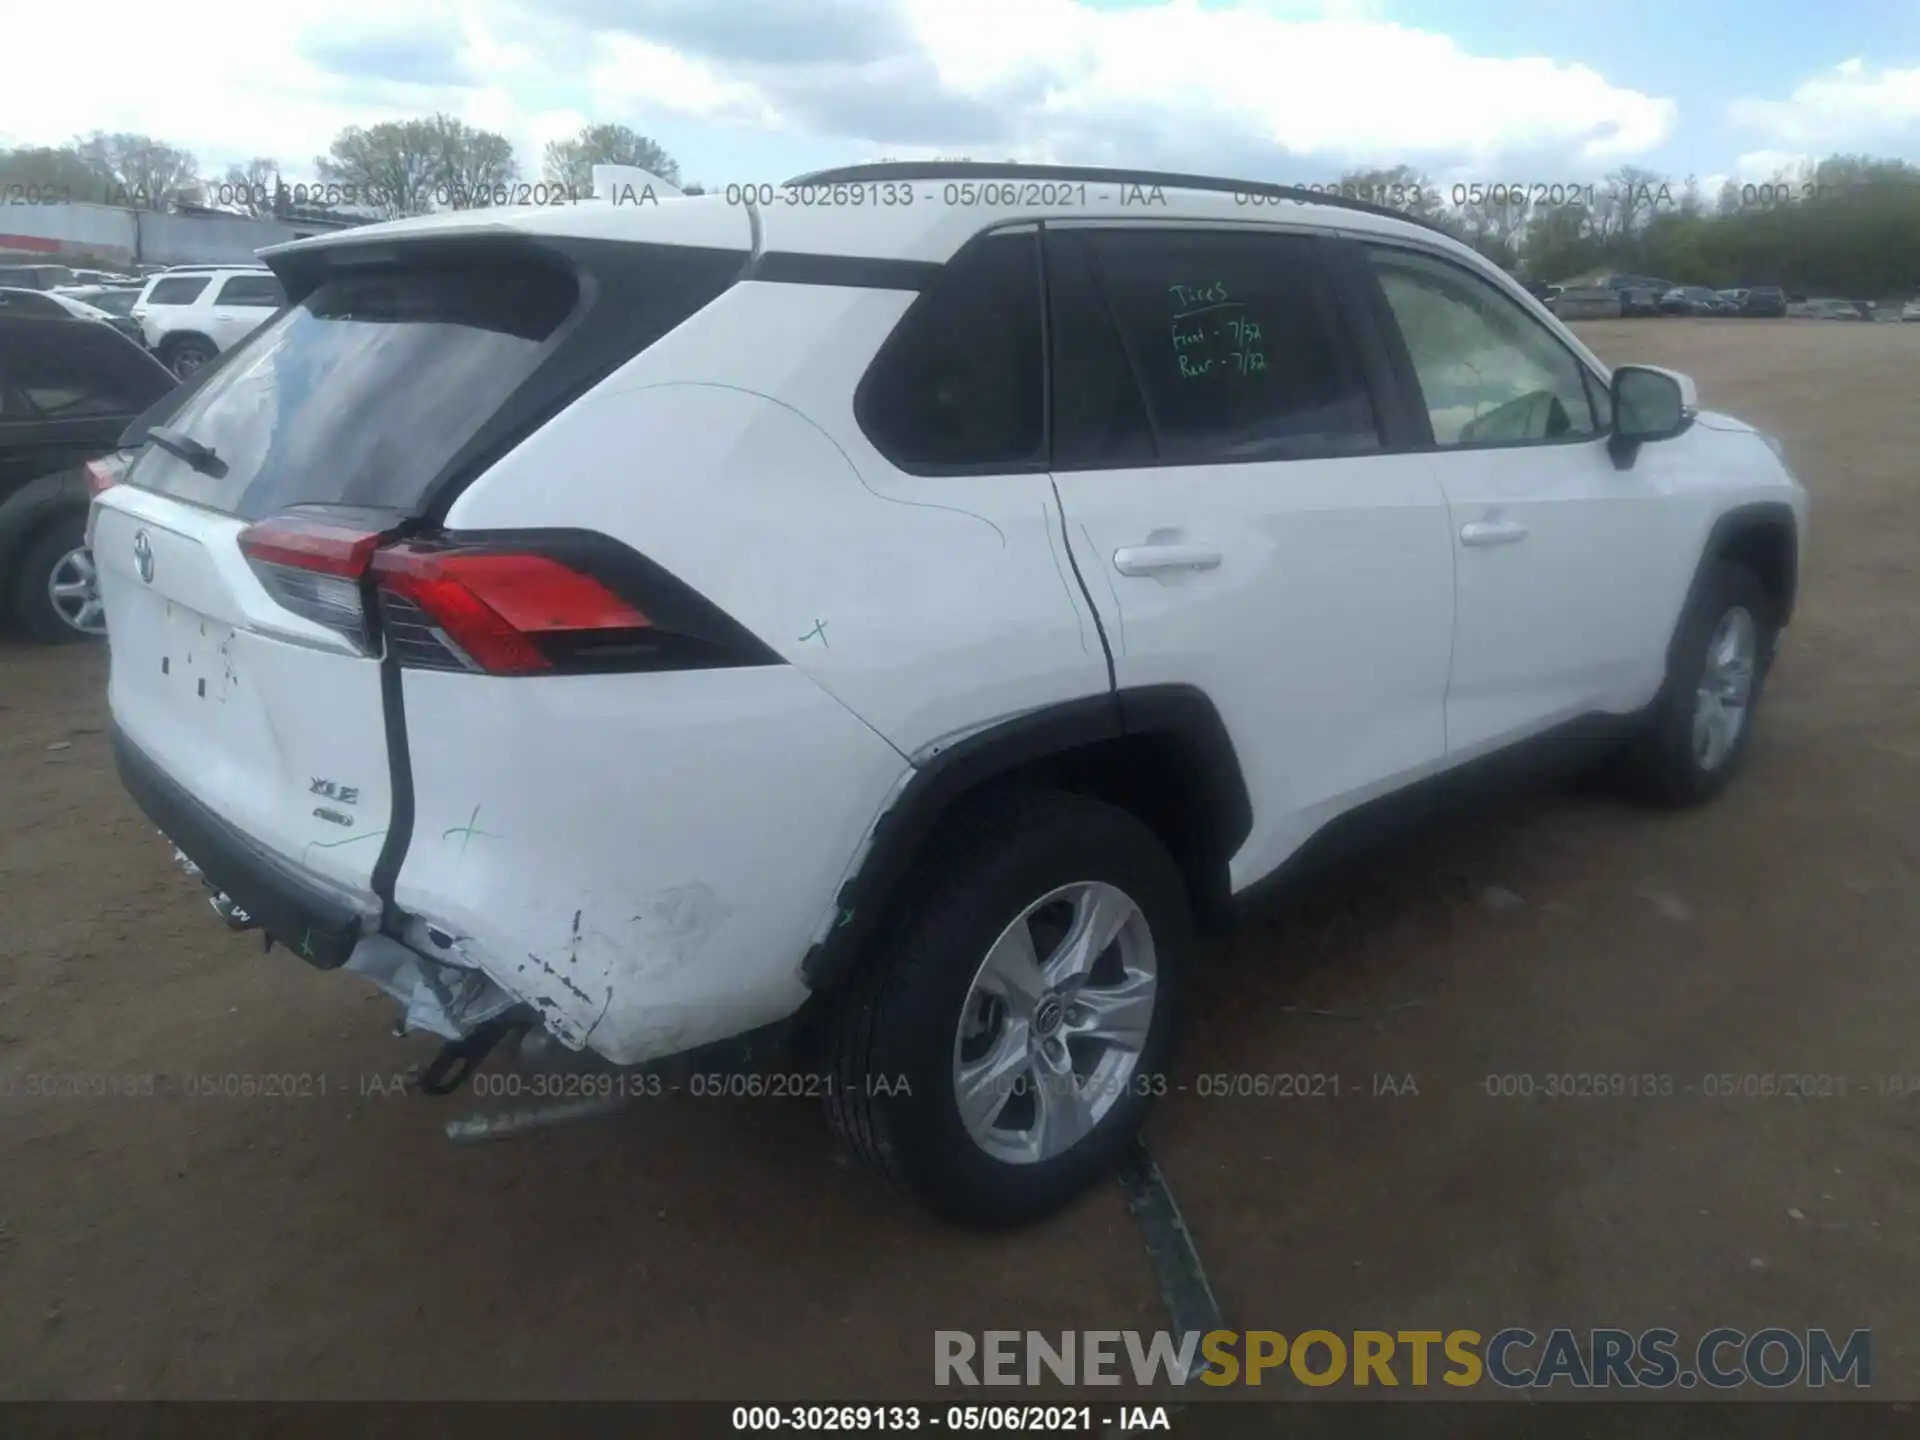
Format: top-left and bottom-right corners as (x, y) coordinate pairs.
(148, 425), (224, 477)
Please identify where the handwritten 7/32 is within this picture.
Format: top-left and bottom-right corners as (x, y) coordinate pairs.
(1168, 283), (1267, 380)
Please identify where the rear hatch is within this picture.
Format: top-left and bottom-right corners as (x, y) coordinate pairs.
(95, 222), (749, 961)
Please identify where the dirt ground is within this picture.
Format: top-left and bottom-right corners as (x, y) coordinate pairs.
(2, 320), (1916, 1401)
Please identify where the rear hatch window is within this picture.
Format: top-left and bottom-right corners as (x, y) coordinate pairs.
(123, 241), (743, 519)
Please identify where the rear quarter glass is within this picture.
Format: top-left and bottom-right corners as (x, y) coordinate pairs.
(122, 240), (745, 520)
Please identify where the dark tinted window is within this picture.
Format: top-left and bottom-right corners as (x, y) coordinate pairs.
(128, 256), (579, 517)
(146, 276), (210, 305)
(0, 289), (66, 318)
(216, 275), (285, 307)
(1047, 231), (1154, 469)
(859, 230), (1044, 470)
(1055, 228), (1377, 466)
(0, 317), (175, 420)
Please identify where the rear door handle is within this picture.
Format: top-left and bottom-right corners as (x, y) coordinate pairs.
(1112, 543), (1223, 576)
(1459, 519), (1530, 547)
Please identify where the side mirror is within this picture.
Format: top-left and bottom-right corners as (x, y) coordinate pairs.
(1609, 365), (1695, 468)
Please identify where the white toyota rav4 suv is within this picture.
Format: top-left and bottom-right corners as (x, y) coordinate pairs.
(92, 164), (1808, 1227)
(129, 264), (286, 377)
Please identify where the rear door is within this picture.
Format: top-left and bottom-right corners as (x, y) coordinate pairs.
(1047, 223), (1456, 889)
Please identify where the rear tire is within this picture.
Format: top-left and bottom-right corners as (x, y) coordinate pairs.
(825, 791), (1190, 1228)
(1612, 561), (1776, 805)
(10, 516), (101, 644)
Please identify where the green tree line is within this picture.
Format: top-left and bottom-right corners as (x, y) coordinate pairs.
(1339, 156), (1920, 296)
(0, 121), (698, 219)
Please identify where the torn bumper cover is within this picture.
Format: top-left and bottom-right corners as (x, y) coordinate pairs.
(344, 934), (521, 1041)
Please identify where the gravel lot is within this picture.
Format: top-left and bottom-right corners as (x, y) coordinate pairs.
(1, 319), (1915, 1400)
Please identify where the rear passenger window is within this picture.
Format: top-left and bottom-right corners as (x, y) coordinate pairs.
(146, 277), (210, 305)
(858, 230), (1044, 471)
(215, 275), (285, 307)
(1051, 228), (1379, 467)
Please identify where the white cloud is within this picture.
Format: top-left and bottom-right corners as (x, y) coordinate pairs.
(0, 0), (1680, 184)
(898, 0), (1675, 165)
(1731, 150), (1812, 180)
(1728, 59), (1920, 154)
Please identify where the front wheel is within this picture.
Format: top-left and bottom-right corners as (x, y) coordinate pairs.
(1613, 560), (1776, 804)
(826, 791), (1190, 1228)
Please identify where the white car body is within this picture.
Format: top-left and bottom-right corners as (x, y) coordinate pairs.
(90, 167), (1808, 1214)
(129, 266), (285, 374)
(1902, 299), (1920, 322)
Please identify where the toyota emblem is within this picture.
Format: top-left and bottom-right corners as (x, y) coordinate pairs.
(133, 529), (154, 584)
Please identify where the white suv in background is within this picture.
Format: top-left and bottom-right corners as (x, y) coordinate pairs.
(91, 164), (1808, 1227)
(130, 265), (286, 377)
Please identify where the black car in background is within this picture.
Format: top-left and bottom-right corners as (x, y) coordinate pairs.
(1620, 287), (1662, 317)
(1741, 286), (1789, 317)
(1660, 285), (1733, 315)
(0, 313), (177, 642)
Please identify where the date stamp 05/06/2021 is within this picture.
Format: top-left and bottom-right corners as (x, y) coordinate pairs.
(7, 1067), (1917, 1105)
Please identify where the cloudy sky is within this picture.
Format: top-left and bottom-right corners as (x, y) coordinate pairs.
(4, 0), (1918, 195)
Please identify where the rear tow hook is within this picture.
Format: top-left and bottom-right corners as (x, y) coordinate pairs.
(416, 1018), (515, 1096)
(208, 891), (258, 932)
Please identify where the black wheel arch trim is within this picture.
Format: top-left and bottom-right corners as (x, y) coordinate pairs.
(799, 684), (1250, 991)
(1682, 501), (1800, 643)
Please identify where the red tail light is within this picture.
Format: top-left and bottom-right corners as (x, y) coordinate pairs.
(85, 452), (135, 496)
(235, 516), (774, 675)
(237, 515), (389, 649)
(370, 547), (648, 675)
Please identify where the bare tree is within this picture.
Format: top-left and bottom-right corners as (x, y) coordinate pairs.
(429, 114), (518, 208)
(73, 131), (200, 207)
(543, 123), (682, 194)
(220, 157), (283, 217)
(316, 119), (448, 218)
(1604, 164), (1671, 238)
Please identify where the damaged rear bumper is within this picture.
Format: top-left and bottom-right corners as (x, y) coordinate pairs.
(113, 724), (372, 968)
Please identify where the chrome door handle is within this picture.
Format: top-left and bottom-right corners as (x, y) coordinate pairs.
(1459, 519), (1530, 547)
(1113, 543), (1223, 576)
